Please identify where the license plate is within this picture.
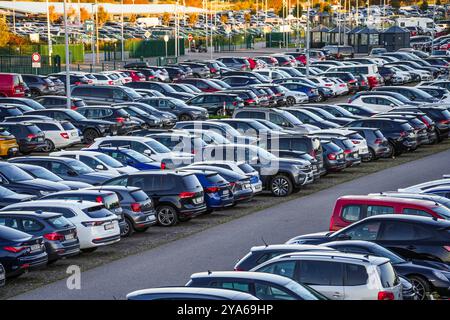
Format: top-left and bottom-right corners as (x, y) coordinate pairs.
(30, 244), (41, 252)
(104, 223), (114, 230)
(71, 132), (77, 136)
(65, 234), (75, 241)
(193, 196), (204, 204)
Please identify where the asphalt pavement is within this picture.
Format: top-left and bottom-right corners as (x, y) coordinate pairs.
(13, 148), (450, 300)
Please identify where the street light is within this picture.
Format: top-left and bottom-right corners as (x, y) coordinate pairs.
(46, 0), (53, 65)
(164, 34), (169, 58)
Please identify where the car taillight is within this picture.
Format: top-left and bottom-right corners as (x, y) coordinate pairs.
(95, 196), (103, 203)
(81, 221), (105, 227)
(325, 83), (333, 87)
(27, 134), (37, 140)
(87, 80), (94, 84)
(3, 246), (27, 253)
(108, 80), (114, 85)
(131, 203), (142, 212)
(148, 76), (155, 79)
(74, 81), (82, 85)
(179, 191), (196, 199)
(378, 291), (395, 300)
(71, 105), (78, 110)
(400, 131), (407, 137)
(161, 162), (166, 170)
(310, 150), (316, 158)
(246, 99), (255, 104)
(327, 153), (337, 160)
(348, 79), (357, 84)
(44, 232), (65, 241)
(361, 80), (367, 86)
(374, 138), (383, 144)
(211, 68), (217, 73)
(60, 132), (69, 139)
(439, 119), (450, 124)
(116, 117), (125, 123)
(232, 101), (237, 106)
(352, 140), (361, 144)
(205, 186), (219, 193)
(344, 149), (352, 154)
(229, 182), (236, 189)
(240, 64), (247, 70)
(420, 117), (430, 127)
(443, 246), (450, 252)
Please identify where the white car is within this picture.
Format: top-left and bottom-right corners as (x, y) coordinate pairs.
(350, 95), (404, 113)
(100, 71), (123, 85)
(50, 150), (139, 175)
(329, 78), (349, 95)
(254, 69), (290, 81)
(86, 136), (193, 168)
(398, 178), (450, 193)
(28, 119), (81, 152)
(92, 73), (119, 85)
(3, 200), (121, 251)
(307, 76), (338, 95)
(283, 89), (309, 105)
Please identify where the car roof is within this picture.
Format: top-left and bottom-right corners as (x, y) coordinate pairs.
(7, 199), (101, 209)
(359, 213), (450, 225)
(11, 156), (74, 162)
(52, 150), (104, 157)
(190, 271), (292, 285)
(127, 170), (192, 177)
(338, 195), (439, 207)
(0, 210), (61, 219)
(250, 244), (336, 252)
(87, 186), (141, 192)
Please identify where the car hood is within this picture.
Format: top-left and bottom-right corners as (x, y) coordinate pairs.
(83, 172), (119, 180)
(3, 193), (36, 203)
(117, 166), (139, 174)
(286, 231), (333, 244)
(22, 178), (72, 191)
(171, 92), (195, 100)
(60, 180), (92, 190)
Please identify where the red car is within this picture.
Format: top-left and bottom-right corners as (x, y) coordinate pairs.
(329, 195), (450, 231)
(0, 73), (26, 97)
(119, 70), (146, 82)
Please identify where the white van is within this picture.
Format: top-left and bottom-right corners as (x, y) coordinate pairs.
(327, 64), (383, 88)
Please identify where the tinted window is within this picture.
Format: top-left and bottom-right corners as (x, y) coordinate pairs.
(345, 264), (368, 286)
(82, 206), (114, 219)
(341, 221), (381, 240)
(46, 216), (73, 229)
(402, 208), (432, 217)
(342, 205), (362, 222)
(381, 222), (433, 240)
(131, 190), (149, 202)
(378, 262), (399, 288)
(367, 205), (395, 217)
(21, 218), (44, 232)
(254, 282), (296, 300)
(298, 260), (344, 286)
(212, 281), (250, 293)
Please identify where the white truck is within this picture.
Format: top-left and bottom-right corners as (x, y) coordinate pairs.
(396, 17), (443, 35)
(136, 17), (161, 27)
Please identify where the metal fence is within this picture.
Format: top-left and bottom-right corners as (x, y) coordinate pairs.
(0, 55), (61, 75)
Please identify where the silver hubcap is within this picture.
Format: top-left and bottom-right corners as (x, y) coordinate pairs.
(122, 221), (131, 236)
(158, 208), (175, 225)
(272, 178), (289, 196)
(410, 279), (426, 300)
(43, 140), (53, 152)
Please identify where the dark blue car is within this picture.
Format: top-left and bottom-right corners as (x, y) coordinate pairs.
(179, 169), (234, 213)
(84, 147), (161, 171)
(279, 82), (320, 102)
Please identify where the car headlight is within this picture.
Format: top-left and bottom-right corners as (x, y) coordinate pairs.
(433, 270), (450, 282)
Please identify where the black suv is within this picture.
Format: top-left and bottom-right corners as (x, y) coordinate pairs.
(103, 171), (206, 227)
(125, 82), (194, 101)
(0, 97), (46, 110)
(34, 96), (87, 110)
(0, 122), (45, 154)
(139, 97), (208, 121)
(21, 75), (58, 97)
(346, 118), (417, 156)
(24, 109), (118, 144)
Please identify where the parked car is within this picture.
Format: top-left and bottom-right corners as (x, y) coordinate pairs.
(34, 96), (87, 110)
(21, 75), (58, 97)
(0, 185), (35, 209)
(320, 139), (347, 172)
(0, 73), (26, 97)
(27, 119), (81, 152)
(186, 93), (244, 116)
(0, 122), (46, 154)
(0, 126), (19, 158)
(139, 97), (209, 121)
(71, 85), (143, 105)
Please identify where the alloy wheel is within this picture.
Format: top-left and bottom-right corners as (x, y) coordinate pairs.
(271, 177), (290, 196)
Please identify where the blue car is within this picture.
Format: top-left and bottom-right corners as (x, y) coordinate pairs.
(84, 147), (161, 171)
(422, 186), (450, 199)
(279, 82), (320, 102)
(179, 169), (234, 213)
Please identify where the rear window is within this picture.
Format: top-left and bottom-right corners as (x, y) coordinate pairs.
(104, 194), (120, 209)
(374, 130), (384, 139)
(377, 262), (399, 288)
(400, 123), (414, 131)
(46, 216), (73, 229)
(24, 125), (42, 135)
(342, 139), (354, 149)
(82, 205), (114, 218)
(238, 163), (256, 174)
(323, 141), (341, 152)
(205, 173), (226, 185)
(74, 100), (87, 108)
(0, 225), (29, 241)
(61, 122), (76, 130)
(131, 190), (150, 202)
(182, 174), (201, 190)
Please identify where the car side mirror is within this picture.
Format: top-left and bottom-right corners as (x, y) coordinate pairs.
(67, 170), (78, 177)
(144, 149), (152, 155)
(96, 164), (106, 171)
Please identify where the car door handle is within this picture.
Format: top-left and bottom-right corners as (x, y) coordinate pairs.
(332, 292), (343, 298)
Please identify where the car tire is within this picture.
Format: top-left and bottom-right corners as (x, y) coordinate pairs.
(365, 148), (376, 162)
(156, 205), (179, 226)
(83, 128), (99, 144)
(409, 276), (431, 300)
(270, 174), (293, 197)
(81, 247), (98, 253)
(317, 92), (325, 102)
(286, 96), (296, 106)
(386, 142), (395, 158)
(121, 218), (134, 237)
(179, 114), (193, 121)
(42, 139), (55, 153)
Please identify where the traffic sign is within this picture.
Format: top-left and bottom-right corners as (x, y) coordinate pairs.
(85, 20), (94, 34)
(188, 34), (193, 42)
(31, 52), (41, 68)
(144, 31), (152, 39)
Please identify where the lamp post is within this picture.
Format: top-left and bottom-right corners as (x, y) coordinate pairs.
(63, 0), (71, 110)
(306, 0), (310, 77)
(164, 34), (169, 58)
(46, 0), (53, 65)
(121, 0), (124, 62)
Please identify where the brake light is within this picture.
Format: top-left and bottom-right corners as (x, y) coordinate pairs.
(240, 64), (247, 70)
(344, 149), (352, 154)
(439, 119), (450, 124)
(60, 132), (69, 139)
(179, 191), (196, 199)
(327, 153), (337, 160)
(232, 101), (238, 106)
(108, 80), (114, 85)
(74, 81), (82, 85)
(95, 196), (103, 203)
(443, 246), (450, 252)
(246, 99), (255, 104)
(71, 105), (78, 110)
(116, 117), (125, 123)
(352, 140), (361, 144)
(44, 232), (65, 241)
(399, 131), (407, 137)
(325, 83), (333, 87)
(229, 182), (236, 189)
(420, 117), (430, 127)
(210, 68), (217, 73)
(81, 221), (105, 227)
(378, 291), (395, 300)
(348, 79), (357, 84)
(205, 186), (219, 193)
(3, 246), (27, 253)
(27, 134), (37, 140)
(161, 162), (166, 170)
(374, 138), (383, 144)
(131, 203), (142, 212)
(87, 80), (94, 84)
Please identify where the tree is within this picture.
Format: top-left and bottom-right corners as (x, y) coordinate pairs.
(80, 7), (91, 23)
(48, 5), (60, 23)
(0, 17), (10, 47)
(390, 0), (401, 9)
(129, 14), (137, 24)
(162, 12), (171, 26)
(244, 12), (251, 24)
(220, 15), (228, 24)
(97, 6), (110, 26)
(67, 6), (78, 22)
(188, 13), (198, 26)
(420, 0), (429, 11)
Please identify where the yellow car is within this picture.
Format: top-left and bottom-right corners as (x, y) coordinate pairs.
(0, 128), (19, 158)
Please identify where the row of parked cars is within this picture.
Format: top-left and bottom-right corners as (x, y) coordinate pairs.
(1, 48), (450, 296)
(127, 176), (450, 301)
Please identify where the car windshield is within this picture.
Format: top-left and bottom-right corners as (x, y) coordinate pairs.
(0, 186), (15, 197)
(68, 160), (95, 174)
(95, 154), (124, 168)
(145, 139), (171, 153)
(370, 245), (405, 264)
(28, 166), (62, 182)
(1, 165), (34, 182)
(123, 149), (153, 163)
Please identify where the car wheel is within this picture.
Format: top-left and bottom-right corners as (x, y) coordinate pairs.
(286, 96), (296, 106)
(386, 142), (395, 158)
(179, 114), (193, 121)
(42, 139), (55, 153)
(156, 205), (178, 226)
(365, 148), (375, 162)
(409, 276), (431, 300)
(270, 174), (293, 197)
(317, 92), (325, 102)
(83, 128), (99, 144)
(121, 218), (134, 237)
(81, 247), (98, 253)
